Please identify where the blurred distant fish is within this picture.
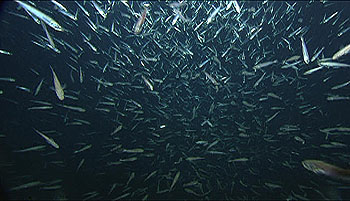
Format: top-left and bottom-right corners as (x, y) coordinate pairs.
(0, 49), (12, 55)
(169, 1), (187, 9)
(232, 0), (241, 13)
(91, 0), (107, 19)
(207, 6), (221, 24)
(141, 75), (153, 91)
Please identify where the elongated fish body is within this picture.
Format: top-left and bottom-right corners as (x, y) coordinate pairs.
(50, 66), (64, 101)
(91, 0), (107, 19)
(133, 8), (147, 34)
(332, 44), (350, 60)
(141, 75), (153, 91)
(304, 66), (324, 75)
(302, 160), (350, 182)
(41, 19), (55, 49)
(253, 60), (278, 72)
(319, 61), (350, 68)
(232, 0), (241, 14)
(301, 36), (310, 64)
(15, 0), (64, 32)
(207, 6), (221, 24)
(33, 128), (59, 149)
(34, 78), (44, 96)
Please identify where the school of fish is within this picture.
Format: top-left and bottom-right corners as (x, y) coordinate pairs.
(1, 0), (350, 200)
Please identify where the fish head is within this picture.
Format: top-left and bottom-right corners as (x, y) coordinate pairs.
(302, 160), (326, 175)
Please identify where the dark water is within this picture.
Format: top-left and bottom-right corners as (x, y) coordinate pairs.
(1, 1), (350, 200)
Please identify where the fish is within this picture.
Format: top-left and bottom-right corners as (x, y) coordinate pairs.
(302, 160), (350, 182)
(267, 92), (282, 100)
(57, 9), (77, 22)
(264, 182), (282, 189)
(207, 6), (221, 24)
(133, 8), (147, 34)
(169, 171), (180, 191)
(331, 80), (350, 90)
(319, 61), (350, 68)
(204, 71), (219, 86)
(332, 44), (350, 60)
(253, 72), (266, 88)
(13, 145), (46, 152)
(172, 12), (180, 25)
(144, 170), (157, 182)
(51, 0), (68, 12)
(207, 139), (219, 150)
(265, 111), (280, 123)
(185, 157), (205, 161)
(141, 75), (154, 91)
(253, 60), (278, 72)
(10, 181), (42, 191)
(311, 47), (324, 62)
(322, 11), (338, 24)
(0, 49), (12, 55)
(15, 0), (64, 32)
(50, 66), (64, 101)
(0, 77), (15, 82)
(34, 78), (44, 96)
(91, 0), (107, 19)
(58, 104), (86, 112)
(29, 100), (52, 105)
(6, 1), (350, 199)
(40, 185), (62, 190)
(74, 144), (92, 154)
(75, 1), (90, 17)
(16, 86), (31, 93)
(27, 106), (53, 110)
(79, 66), (83, 83)
(113, 193), (130, 200)
(232, 0), (241, 13)
(123, 148), (144, 153)
(120, 157), (138, 162)
(301, 36), (310, 64)
(126, 172), (135, 186)
(326, 95), (350, 101)
(75, 158), (85, 172)
(226, 1), (233, 10)
(228, 158), (249, 162)
(33, 128), (59, 149)
(303, 66), (324, 75)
